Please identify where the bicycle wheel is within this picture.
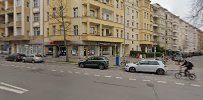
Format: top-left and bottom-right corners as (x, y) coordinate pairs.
(175, 73), (182, 79)
(188, 74), (196, 80)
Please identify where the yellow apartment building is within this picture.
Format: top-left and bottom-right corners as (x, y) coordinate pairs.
(139, 0), (153, 52)
(46, 0), (125, 60)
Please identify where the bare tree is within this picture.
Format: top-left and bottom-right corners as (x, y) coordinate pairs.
(190, 0), (203, 27)
(49, 0), (71, 62)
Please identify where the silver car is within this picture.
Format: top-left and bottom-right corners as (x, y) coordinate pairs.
(125, 60), (166, 75)
(23, 54), (44, 63)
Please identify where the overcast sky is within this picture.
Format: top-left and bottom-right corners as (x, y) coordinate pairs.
(151, 0), (192, 19)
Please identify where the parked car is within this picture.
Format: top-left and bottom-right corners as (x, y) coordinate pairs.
(78, 56), (109, 70)
(125, 60), (166, 75)
(5, 53), (26, 62)
(22, 54), (44, 63)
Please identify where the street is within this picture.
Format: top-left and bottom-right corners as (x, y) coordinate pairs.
(0, 56), (203, 100)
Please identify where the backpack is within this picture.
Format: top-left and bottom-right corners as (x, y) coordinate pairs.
(186, 61), (194, 68)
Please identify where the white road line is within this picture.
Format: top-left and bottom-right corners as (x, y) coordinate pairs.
(68, 71), (73, 73)
(0, 82), (28, 92)
(52, 70), (56, 72)
(104, 76), (112, 78)
(84, 73), (89, 75)
(175, 82), (185, 85)
(115, 77), (123, 79)
(26, 67), (31, 69)
(0, 86), (24, 94)
(94, 74), (100, 77)
(157, 81), (167, 84)
(11, 65), (15, 66)
(191, 84), (201, 87)
(60, 70), (64, 73)
(143, 80), (151, 82)
(129, 78), (137, 81)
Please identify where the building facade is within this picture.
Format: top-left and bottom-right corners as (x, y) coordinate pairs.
(46, 0), (125, 61)
(0, 0), (48, 55)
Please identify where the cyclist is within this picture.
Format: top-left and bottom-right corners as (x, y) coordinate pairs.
(180, 60), (194, 76)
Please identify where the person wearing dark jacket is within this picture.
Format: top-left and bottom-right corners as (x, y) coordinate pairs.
(180, 60), (194, 76)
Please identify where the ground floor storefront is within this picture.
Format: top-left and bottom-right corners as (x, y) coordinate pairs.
(45, 41), (123, 62)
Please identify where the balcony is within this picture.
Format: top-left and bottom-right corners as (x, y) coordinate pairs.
(1, 35), (30, 41)
(82, 0), (114, 11)
(6, 21), (14, 27)
(16, 21), (21, 27)
(48, 34), (124, 43)
(0, 22), (5, 28)
(139, 40), (153, 45)
(82, 16), (123, 28)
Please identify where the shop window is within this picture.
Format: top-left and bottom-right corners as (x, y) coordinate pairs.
(72, 46), (78, 56)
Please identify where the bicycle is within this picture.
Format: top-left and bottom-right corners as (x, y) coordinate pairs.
(174, 67), (196, 80)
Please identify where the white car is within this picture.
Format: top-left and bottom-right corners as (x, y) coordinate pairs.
(125, 60), (166, 75)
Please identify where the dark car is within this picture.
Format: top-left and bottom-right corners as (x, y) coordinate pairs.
(78, 56), (109, 70)
(5, 53), (26, 62)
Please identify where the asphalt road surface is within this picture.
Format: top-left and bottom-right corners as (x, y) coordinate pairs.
(0, 56), (203, 100)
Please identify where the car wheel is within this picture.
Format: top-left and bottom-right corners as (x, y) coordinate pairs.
(129, 67), (136, 73)
(79, 63), (85, 68)
(156, 69), (165, 75)
(99, 64), (105, 70)
(22, 59), (25, 63)
(14, 59), (17, 62)
(32, 60), (35, 63)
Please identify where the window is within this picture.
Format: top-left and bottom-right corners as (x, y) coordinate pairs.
(27, 2), (29, 7)
(139, 61), (149, 65)
(127, 20), (129, 27)
(73, 7), (78, 17)
(53, 7), (56, 17)
(17, 13), (21, 21)
(106, 29), (110, 36)
(144, 12), (146, 19)
(33, 27), (40, 36)
(116, 29), (119, 37)
(136, 34), (138, 40)
(132, 35), (134, 38)
(90, 27), (95, 34)
(136, 11), (138, 18)
(52, 25), (56, 35)
(149, 61), (159, 65)
(73, 25), (78, 35)
(16, 0), (22, 7)
(60, 25), (64, 34)
(121, 30), (123, 38)
(27, 16), (29, 22)
(47, 28), (49, 36)
(16, 27), (21, 35)
(116, 15), (119, 23)
(116, 0), (119, 8)
(33, 0), (39, 8)
(33, 13), (40, 22)
(132, 41), (134, 44)
(90, 10), (95, 17)
(120, 16), (123, 24)
(132, 22), (134, 26)
(132, 15), (134, 19)
(132, 10), (134, 13)
(144, 23), (146, 29)
(72, 46), (78, 56)
(136, 23), (139, 29)
(127, 7), (130, 14)
(127, 33), (129, 39)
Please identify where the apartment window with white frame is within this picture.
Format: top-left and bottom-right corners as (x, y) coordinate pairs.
(16, 27), (21, 35)
(16, 13), (21, 21)
(90, 10), (95, 17)
(16, 0), (22, 7)
(73, 25), (78, 35)
(116, 29), (119, 37)
(33, 13), (40, 22)
(116, 15), (119, 23)
(33, 0), (39, 8)
(33, 27), (40, 36)
(60, 25), (64, 34)
(73, 7), (78, 17)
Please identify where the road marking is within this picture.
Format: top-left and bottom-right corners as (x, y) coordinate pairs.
(129, 78), (137, 81)
(94, 74), (100, 77)
(104, 76), (112, 78)
(115, 77), (123, 79)
(175, 82), (185, 85)
(26, 67), (31, 69)
(0, 82), (28, 94)
(143, 79), (151, 82)
(191, 84), (201, 87)
(60, 70), (64, 73)
(0, 82), (28, 92)
(84, 73), (89, 75)
(157, 81), (167, 84)
(11, 65), (15, 66)
(51, 70), (56, 72)
(68, 71), (73, 73)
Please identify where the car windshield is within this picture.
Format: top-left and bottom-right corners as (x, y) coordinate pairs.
(36, 54), (42, 57)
